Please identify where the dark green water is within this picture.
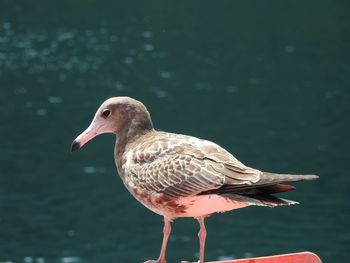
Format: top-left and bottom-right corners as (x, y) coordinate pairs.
(1, 1), (349, 262)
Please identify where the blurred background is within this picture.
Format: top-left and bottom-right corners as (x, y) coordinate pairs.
(0, 0), (349, 262)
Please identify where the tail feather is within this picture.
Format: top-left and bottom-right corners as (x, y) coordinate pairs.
(255, 183), (296, 194)
(222, 193), (298, 207)
(260, 172), (319, 184)
(205, 172), (318, 207)
(200, 173), (318, 196)
(200, 171), (318, 207)
(247, 194), (299, 207)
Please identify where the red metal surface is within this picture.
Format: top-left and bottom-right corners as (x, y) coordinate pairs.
(208, 252), (321, 263)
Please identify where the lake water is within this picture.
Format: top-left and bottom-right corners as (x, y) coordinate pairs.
(0, 1), (349, 262)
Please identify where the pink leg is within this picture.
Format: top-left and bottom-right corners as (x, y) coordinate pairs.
(145, 217), (172, 263)
(158, 217), (172, 263)
(197, 216), (207, 263)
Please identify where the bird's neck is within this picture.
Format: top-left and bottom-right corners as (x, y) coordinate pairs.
(115, 112), (154, 172)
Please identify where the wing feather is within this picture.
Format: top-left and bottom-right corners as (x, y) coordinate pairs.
(122, 132), (265, 198)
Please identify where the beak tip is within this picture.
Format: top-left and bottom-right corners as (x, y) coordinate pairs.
(71, 140), (81, 153)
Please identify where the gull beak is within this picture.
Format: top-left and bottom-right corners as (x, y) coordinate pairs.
(71, 121), (102, 153)
(71, 139), (81, 152)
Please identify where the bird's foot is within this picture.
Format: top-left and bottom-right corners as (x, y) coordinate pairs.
(144, 260), (166, 263)
(180, 261), (199, 263)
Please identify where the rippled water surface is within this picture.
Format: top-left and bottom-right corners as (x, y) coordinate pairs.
(1, 1), (349, 263)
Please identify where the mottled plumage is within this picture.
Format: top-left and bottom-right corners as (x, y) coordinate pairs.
(71, 97), (318, 263)
(114, 131), (318, 219)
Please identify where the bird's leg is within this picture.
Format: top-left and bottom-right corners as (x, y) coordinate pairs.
(158, 217), (172, 263)
(145, 217), (172, 263)
(181, 216), (208, 263)
(197, 216), (207, 263)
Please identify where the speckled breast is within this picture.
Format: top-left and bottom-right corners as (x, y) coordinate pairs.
(126, 184), (186, 218)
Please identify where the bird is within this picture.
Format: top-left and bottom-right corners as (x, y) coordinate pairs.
(71, 97), (318, 263)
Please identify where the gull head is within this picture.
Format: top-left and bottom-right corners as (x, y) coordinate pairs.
(71, 97), (152, 152)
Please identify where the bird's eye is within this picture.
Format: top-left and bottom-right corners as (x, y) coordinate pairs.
(102, 109), (110, 118)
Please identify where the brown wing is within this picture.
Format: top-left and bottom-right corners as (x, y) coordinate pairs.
(123, 132), (264, 198)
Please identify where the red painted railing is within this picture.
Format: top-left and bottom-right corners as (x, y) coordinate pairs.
(207, 252), (321, 263)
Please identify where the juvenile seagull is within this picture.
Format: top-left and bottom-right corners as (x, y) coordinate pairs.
(71, 97), (318, 263)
